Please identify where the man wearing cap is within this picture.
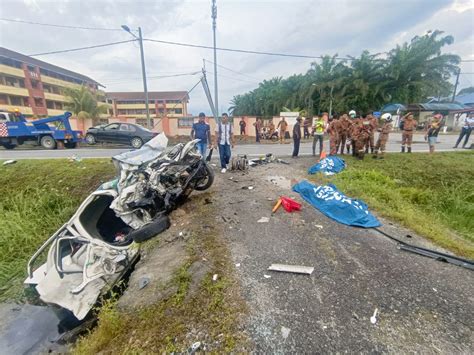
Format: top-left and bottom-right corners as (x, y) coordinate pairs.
(191, 112), (211, 158)
(400, 112), (417, 153)
(214, 113), (234, 173)
(425, 113), (443, 154)
(292, 116), (302, 157)
(453, 112), (474, 149)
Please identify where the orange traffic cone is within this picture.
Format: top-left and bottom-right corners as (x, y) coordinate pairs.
(319, 151), (327, 161)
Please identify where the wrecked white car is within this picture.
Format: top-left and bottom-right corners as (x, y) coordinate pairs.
(24, 134), (214, 320)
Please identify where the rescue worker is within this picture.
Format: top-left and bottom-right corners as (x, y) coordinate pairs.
(303, 117), (311, 139)
(312, 114), (327, 157)
(365, 112), (379, 154)
(372, 113), (393, 159)
(277, 117), (288, 143)
(268, 120), (275, 136)
(347, 110), (357, 155)
(425, 113), (443, 154)
(400, 112), (417, 153)
(337, 113), (350, 155)
(354, 114), (371, 160)
(327, 114), (339, 155)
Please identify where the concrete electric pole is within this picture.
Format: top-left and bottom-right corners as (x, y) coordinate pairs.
(211, 0), (219, 122)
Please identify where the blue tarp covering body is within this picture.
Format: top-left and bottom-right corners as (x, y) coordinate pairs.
(308, 156), (346, 175)
(293, 181), (381, 228)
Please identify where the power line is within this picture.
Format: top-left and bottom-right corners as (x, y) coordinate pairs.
(105, 71), (201, 84)
(204, 59), (261, 81)
(28, 40), (137, 56)
(0, 18), (124, 31)
(207, 71), (259, 84)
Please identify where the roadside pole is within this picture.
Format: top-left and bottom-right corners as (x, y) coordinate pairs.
(138, 27), (151, 129)
(452, 68), (460, 102)
(212, 0), (219, 123)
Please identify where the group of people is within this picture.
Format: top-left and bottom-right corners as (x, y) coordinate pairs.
(291, 110), (452, 159)
(248, 117), (289, 143)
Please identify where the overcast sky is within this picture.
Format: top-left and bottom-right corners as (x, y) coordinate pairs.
(1, 0), (473, 115)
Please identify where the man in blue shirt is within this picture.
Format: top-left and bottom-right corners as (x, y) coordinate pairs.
(191, 112), (211, 158)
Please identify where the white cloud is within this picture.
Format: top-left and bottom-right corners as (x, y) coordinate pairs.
(1, 0), (472, 114)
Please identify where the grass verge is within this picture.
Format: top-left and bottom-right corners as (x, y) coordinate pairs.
(0, 159), (115, 301)
(309, 151), (474, 259)
(73, 192), (248, 353)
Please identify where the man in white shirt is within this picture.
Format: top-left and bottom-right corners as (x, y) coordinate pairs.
(214, 113), (234, 173)
(453, 112), (473, 149)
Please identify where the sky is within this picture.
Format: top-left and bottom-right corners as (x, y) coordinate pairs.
(1, 0), (473, 115)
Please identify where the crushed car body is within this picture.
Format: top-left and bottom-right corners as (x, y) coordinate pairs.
(24, 133), (214, 320)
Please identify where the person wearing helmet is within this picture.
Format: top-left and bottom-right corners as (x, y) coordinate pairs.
(373, 113), (393, 159)
(400, 112), (417, 153)
(366, 112), (379, 154)
(349, 110), (356, 119)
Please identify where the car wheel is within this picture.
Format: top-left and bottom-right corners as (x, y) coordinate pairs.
(1, 143), (16, 150)
(128, 215), (171, 243)
(194, 163), (215, 191)
(131, 137), (144, 149)
(85, 133), (96, 145)
(40, 135), (57, 149)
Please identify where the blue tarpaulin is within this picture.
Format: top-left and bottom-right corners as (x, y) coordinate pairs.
(292, 181), (381, 228)
(308, 156), (346, 175)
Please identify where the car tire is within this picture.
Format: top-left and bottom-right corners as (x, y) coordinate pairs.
(131, 137), (144, 149)
(128, 215), (171, 243)
(1, 143), (16, 150)
(85, 133), (96, 145)
(40, 135), (57, 149)
(64, 142), (77, 149)
(194, 163), (214, 191)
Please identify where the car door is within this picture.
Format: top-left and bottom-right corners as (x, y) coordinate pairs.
(118, 124), (133, 144)
(99, 123), (120, 143)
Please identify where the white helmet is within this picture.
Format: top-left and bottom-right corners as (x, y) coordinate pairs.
(381, 113), (392, 122)
(349, 110), (356, 117)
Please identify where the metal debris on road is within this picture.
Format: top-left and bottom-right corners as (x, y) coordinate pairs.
(281, 326), (291, 339)
(229, 155), (249, 171)
(235, 263), (241, 268)
(268, 264), (314, 275)
(370, 308), (378, 324)
(212, 274), (218, 281)
(2, 159), (16, 165)
(257, 217), (270, 223)
(314, 224), (324, 229)
(187, 341), (201, 354)
(138, 276), (151, 290)
(263, 274), (271, 279)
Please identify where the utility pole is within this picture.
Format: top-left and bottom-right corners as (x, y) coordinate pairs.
(329, 85), (334, 117)
(452, 68), (461, 102)
(122, 25), (151, 129)
(212, 0), (219, 122)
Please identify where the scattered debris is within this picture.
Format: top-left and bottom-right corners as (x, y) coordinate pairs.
(314, 224), (324, 229)
(229, 155), (249, 171)
(235, 263), (241, 268)
(272, 198), (282, 214)
(241, 186), (254, 190)
(249, 153), (289, 167)
(280, 196), (302, 212)
(370, 308), (378, 324)
(263, 274), (271, 279)
(187, 341), (202, 354)
(204, 198), (212, 204)
(266, 176), (292, 189)
(268, 264), (314, 275)
(138, 276), (150, 290)
(257, 217), (270, 223)
(406, 234), (413, 238)
(68, 155), (82, 163)
(281, 326), (291, 339)
(212, 274), (218, 282)
(2, 159), (16, 166)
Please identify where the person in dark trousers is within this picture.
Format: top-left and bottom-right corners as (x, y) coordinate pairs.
(303, 117), (311, 139)
(214, 113), (234, 173)
(292, 116), (302, 157)
(239, 117), (246, 136)
(453, 112), (473, 148)
(190, 112), (211, 158)
(254, 118), (262, 143)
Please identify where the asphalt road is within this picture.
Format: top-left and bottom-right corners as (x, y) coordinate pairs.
(0, 133), (467, 160)
(214, 159), (474, 352)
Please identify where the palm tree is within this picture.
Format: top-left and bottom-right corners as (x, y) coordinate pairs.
(64, 86), (108, 126)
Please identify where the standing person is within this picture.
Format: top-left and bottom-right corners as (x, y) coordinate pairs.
(373, 113), (393, 159)
(254, 118), (262, 143)
(312, 114), (326, 157)
(277, 117), (288, 143)
(268, 119), (275, 136)
(190, 112), (211, 158)
(366, 113), (379, 154)
(303, 117), (311, 139)
(355, 115), (371, 160)
(337, 114), (350, 154)
(214, 113), (234, 173)
(327, 114), (339, 155)
(347, 110), (357, 155)
(239, 117), (246, 137)
(425, 113), (443, 154)
(400, 112), (417, 153)
(292, 116), (302, 157)
(453, 112), (474, 148)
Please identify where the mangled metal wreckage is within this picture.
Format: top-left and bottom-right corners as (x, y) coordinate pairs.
(24, 134), (214, 320)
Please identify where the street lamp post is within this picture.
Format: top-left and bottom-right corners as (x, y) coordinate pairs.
(211, 0), (219, 123)
(122, 25), (152, 129)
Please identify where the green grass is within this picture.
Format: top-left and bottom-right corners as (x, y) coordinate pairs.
(309, 151), (474, 258)
(0, 159), (115, 301)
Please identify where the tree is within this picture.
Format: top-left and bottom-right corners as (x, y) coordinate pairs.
(64, 86), (108, 125)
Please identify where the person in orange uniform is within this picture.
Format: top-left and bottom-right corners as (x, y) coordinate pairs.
(400, 112), (417, 153)
(327, 114), (340, 155)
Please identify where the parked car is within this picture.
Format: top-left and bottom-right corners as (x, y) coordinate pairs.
(85, 122), (157, 149)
